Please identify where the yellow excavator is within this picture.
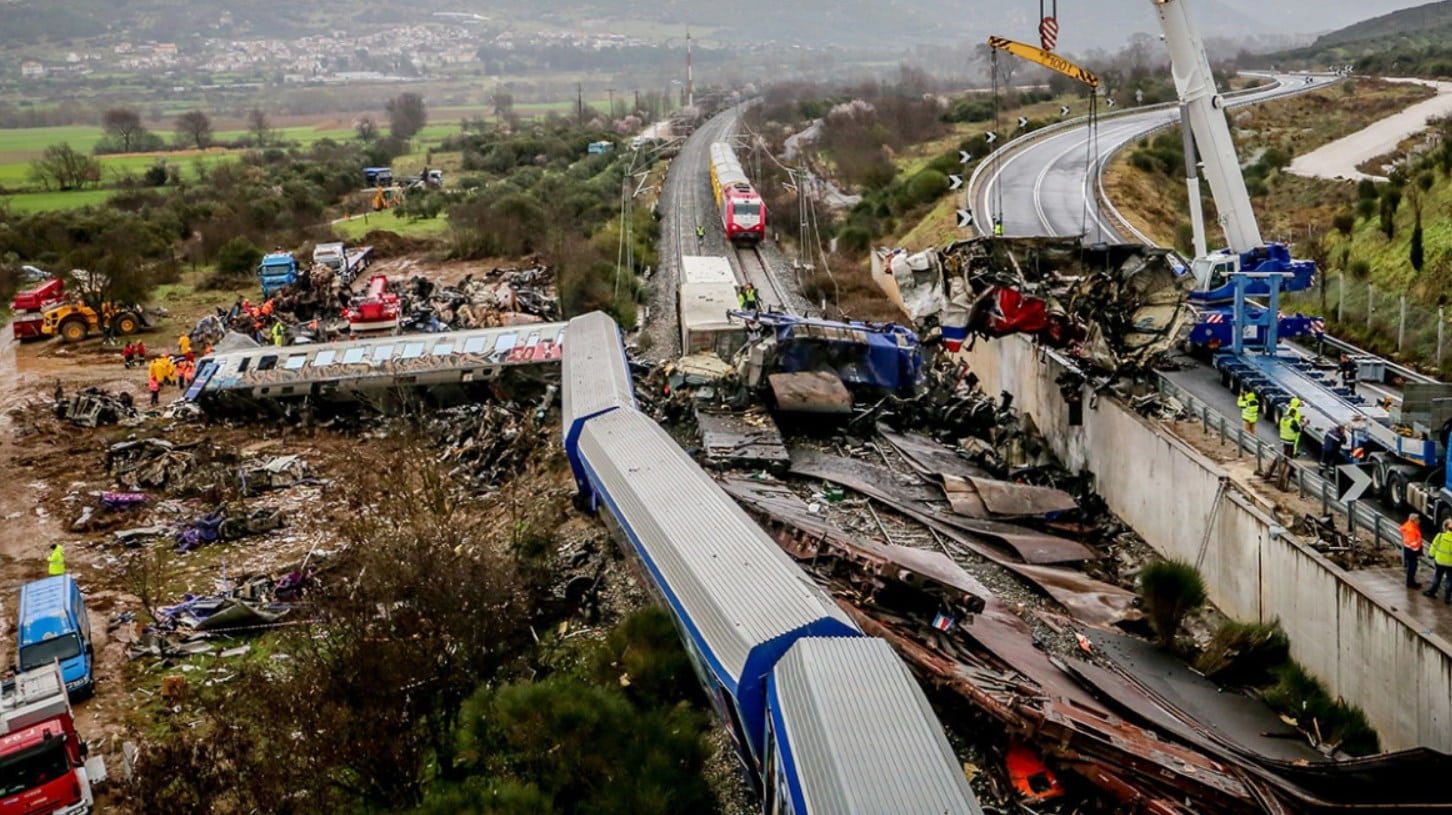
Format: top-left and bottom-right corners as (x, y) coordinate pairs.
(371, 184), (404, 211)
(40, 301), (149, 342)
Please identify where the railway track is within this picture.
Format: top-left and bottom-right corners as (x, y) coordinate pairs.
(734, 244), (790, 311)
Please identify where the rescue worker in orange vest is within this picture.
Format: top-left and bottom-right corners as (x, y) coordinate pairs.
(1401, 512), (1425, 589)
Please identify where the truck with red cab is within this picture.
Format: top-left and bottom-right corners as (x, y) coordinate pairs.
(11, 277), (66, 341)
(0, 662), (103, 815)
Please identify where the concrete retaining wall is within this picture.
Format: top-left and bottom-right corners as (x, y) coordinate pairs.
(964, 334), (1452, 751)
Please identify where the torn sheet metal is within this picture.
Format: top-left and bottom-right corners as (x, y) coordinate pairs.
(790, 449), (1097, 565)
(767, 371), (853, 414)
(694, 407), (790, 471)
(939, 473), (1078, 518)
(873, 237), (1195, 374)
(847, 608), (1257, 815)
(877, 425), (992, 479)
(719, 478), (987, 614)
(788, 449), (1133, 625)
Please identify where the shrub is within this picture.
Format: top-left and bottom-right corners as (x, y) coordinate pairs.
(1259, 660), (1380, 755)
(203, 236), (262, 290)
(1137, 559), (1206, 647)
(1193, 620), (1290, 685)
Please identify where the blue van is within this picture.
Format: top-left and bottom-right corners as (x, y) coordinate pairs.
(16, 576), (94, 698)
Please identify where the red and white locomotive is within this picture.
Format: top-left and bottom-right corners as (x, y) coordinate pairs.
(708, 142), (766, 243)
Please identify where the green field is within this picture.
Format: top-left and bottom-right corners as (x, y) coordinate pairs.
(2, 188), (114, 213)
(333, 212), (453, 241)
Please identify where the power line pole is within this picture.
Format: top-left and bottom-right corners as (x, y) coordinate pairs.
(608, 88), (615, 120)
(577, 83), (584, 126)
(686, 28), (694, 109)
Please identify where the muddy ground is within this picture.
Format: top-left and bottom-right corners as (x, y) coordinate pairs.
(0, 255), (591, 810)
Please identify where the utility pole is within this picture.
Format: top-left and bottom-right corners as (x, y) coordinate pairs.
(608, 88), (615, 121)
(634, 89), (640, 116)
(686, 28), (694, 109)
(577, 83), (584, 126)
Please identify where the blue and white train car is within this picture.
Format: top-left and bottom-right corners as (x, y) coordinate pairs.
(572, 405), (860, 769)
(767, 637), (981, 814)
(561, 310), (982, 814)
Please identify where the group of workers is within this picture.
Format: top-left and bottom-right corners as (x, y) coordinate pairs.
(229, 298), (290, 347)
(1400, 512), (1452, 602)
(135, 333), (210, 406)
(1235, 352), (1365, 472)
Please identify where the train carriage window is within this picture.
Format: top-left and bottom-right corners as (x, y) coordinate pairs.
(256, 355), (278, 371)
(371, 344), (395, 363)
(462, 335), (490, 354)
(341, 347), (367, 364)
(431, 341), (455, 356)
(284, 355), (307, 370)
(236, 358), (251, 373)
(734, 202), (762, 216)
(312, 349), (337, 367)
(401, 342), (427, 359)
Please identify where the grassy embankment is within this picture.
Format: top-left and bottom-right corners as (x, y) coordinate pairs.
(1101, 78), (1433, 252)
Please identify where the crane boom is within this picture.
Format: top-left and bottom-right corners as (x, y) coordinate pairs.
(1152, 0), (1262, 253)
(987, 36), (1100, 88)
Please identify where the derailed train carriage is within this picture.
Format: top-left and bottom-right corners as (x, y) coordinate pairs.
(184, 323), (566, 415)
(561, 311), (982, 814)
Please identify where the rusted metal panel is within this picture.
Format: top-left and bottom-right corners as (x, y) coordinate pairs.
(768, 371), (853, 414)
(946, 473), (1079, 517)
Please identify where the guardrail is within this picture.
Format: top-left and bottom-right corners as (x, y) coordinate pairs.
(1154, 373), (1408, 551)
(966, 75), (1292, 237)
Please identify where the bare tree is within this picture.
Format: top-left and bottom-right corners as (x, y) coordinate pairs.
(101, 107), (145, 152)
(246, 106), (272, 147)
(355, 115), (379, 142)
(173, 109), (213, 149)
(385, 92), (427, 140)
(28, 142), (101, 190)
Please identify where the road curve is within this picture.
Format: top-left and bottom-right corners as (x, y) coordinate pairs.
(975, 74), (1331, 243)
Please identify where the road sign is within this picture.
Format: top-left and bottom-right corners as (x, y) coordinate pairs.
(1016, 116), (1029, 129)
(1135, 88), (1144, 104)
(1059, 105), (1070, 116)
(985, 132), (998, 144)
(1106, 97), (1116, 108)
(959, 150), (973, 164)
(948, 174), (963, 190)
(1339, 464), (1372, 503)
(1039, 15), (1059, 51)
(956, 209), (974, 228)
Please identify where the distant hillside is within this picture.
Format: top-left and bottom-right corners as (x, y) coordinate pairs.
(0, 0), (1272, 53)
(1262, 1), (1452, 75)
(1312, 0), (1452, 46)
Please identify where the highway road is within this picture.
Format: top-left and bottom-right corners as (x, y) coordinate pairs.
(975, 74), (1332, 241)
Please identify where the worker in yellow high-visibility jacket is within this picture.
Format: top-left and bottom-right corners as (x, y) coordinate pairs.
(1237, 390), (1258, 434)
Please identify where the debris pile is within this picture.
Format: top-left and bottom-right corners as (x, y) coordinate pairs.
(106, 438), (217, 490)
(56, 387), (138, 428)
(427, 403), (549, 488)
(174, 506), (285, 553)
(398, 264), (560, 332)
(873, 236), (1195, 375)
